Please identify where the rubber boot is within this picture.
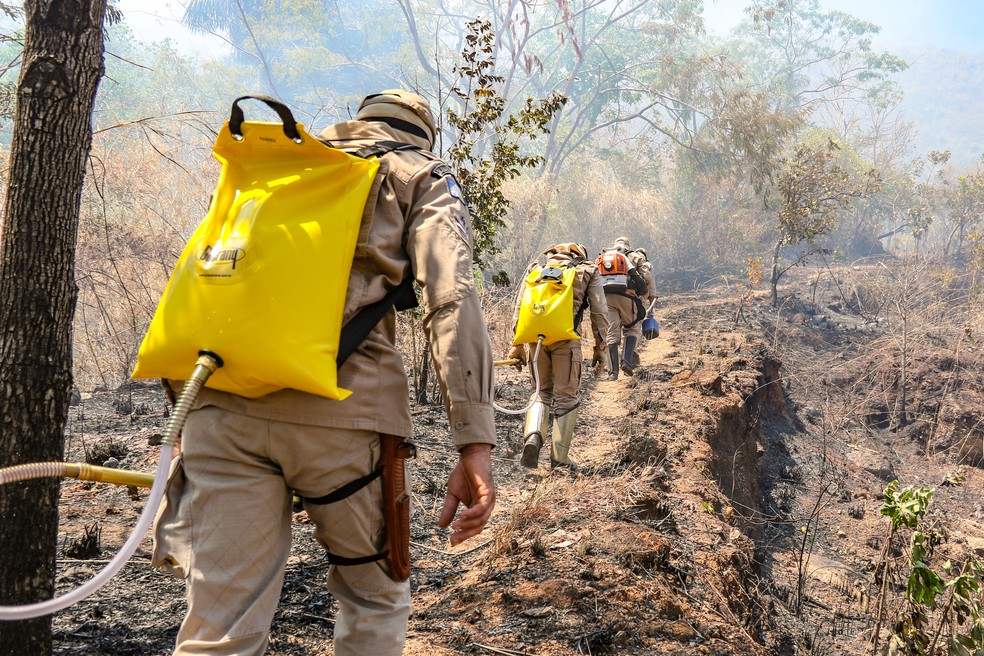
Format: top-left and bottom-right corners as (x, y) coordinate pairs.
(607, 344), (619, 380)
(621, 335), (638, 376)
(520, 399), (550, 469)
(630, 339), (641, 367)
(550, 407), (580, 472)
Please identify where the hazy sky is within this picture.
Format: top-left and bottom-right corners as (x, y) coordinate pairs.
(116, 0), (186, 37)
(117, 0), (982, 56)
(704, 0), (984, 53)
(115, 0), (227, 57)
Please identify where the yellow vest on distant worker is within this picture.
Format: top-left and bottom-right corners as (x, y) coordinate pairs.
(131, 112), (378, 400)
(513, 264), (579, 346)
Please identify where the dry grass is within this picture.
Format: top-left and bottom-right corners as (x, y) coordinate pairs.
(487, 464), (664, 559)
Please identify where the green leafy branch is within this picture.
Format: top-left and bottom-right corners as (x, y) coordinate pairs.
(444, 19), (566, 266)
(873, 481), (984, 656)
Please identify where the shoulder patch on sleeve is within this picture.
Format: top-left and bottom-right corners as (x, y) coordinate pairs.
(445, 176), (464, 202)
(431, 163), (454, 179)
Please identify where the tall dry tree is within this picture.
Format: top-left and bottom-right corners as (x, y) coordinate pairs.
(0, 1), (107, 654)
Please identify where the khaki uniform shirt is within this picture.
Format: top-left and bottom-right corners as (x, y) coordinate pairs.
(170, 121), (495, 449)
(627, 250), (657, 306)
(577, 260), (611, 347)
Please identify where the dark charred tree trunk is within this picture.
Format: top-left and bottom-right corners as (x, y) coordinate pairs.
(0, 2), (106, 654)
(415, 343), (430, 404)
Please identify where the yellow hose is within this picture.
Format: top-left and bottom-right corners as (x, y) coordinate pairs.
(64, 463), (155, 488)
(0, 461), (155, 488)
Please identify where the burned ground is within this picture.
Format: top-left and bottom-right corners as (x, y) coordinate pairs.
(46, 264), (984, 655)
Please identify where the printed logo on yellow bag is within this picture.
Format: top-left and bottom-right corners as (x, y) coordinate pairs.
(195, 237), (253, 281)
(513, 266), (579, 346)
(131, 117), (379, 400)
(200, 242), (247, 273)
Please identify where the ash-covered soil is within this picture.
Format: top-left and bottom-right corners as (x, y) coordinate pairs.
(46, 264), (984, 655)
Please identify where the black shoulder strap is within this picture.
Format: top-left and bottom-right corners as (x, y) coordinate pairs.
(625, 296), (646, 328)
(353, 140), (420, 159)
(574, 295), (590, 334)
(334, 140), (425, 368)
(338, 277), (417, 367)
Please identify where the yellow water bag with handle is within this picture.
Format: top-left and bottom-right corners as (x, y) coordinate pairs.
(131, 95), (378, 400)
(513, 265), (579, 346)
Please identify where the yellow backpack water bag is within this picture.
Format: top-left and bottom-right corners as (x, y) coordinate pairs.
(512, 263), (579, 346)
(131, 95), (379, 400)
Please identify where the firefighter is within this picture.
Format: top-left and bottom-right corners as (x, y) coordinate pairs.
(507, 243), (608, 472)
(621, 246), (657, 372)
(596, 237), (646, 380)
(153, 90), (497, 656)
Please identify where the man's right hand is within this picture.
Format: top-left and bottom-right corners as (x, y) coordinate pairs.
(438, 443), (496, 546)
(507, 345), (525, 372)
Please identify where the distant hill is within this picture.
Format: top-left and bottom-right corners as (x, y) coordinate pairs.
(897, 46), (984, 168)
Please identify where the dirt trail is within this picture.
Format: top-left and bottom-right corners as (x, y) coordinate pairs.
(402, 287), (782, 655)
(576, 320), (676, 466)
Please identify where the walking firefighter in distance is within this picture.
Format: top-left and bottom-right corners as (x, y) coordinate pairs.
(151, 89), (497, 656)
(506, 242), (609, 472)
(595, 236), (648, 380)
(622, 245), (657, 371)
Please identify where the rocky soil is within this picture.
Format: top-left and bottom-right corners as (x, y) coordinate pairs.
(41, 263), (984, 655)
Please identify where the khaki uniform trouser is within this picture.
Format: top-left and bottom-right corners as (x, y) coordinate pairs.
(624, 319), (642, 340)
(605, 294), (637, 346)
(153, 407), (410, 656)
(526, 339), (582, 415)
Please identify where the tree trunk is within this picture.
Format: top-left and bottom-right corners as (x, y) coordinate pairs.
(0, 2), (106, 653)
(770, 238), (782, 307)
(897, 309), (909, 429)
(415, 342), (430, 405)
